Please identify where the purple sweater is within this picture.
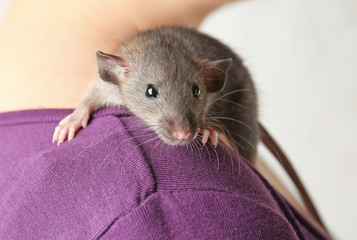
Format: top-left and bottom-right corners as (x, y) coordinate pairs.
(0, 108), (329, 239)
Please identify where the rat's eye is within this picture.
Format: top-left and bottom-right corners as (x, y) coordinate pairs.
(146, 84), (159, 98)
(192, 84), (200, 98)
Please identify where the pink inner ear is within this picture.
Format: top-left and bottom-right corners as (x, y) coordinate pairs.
(96, 51), (129, 85)
(203, 66), (226, 93)
(201, 58), (231, 93)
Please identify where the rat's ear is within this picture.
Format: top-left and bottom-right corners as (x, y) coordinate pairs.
(201, 58), (232, 93)
(96, 50), (129, 84)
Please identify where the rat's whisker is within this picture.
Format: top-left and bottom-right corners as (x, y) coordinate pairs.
(204, 140), (220, 172)
(191, 140), (203, 161)
(103, 134), (160, 166)
(207, 116), (257, 136)
(195, 134), (212, 162)
(207, 89), (255, 107)
(211, 98), (251, 111)
(230, 132), (256, 150)
(71, 125), (151, 160)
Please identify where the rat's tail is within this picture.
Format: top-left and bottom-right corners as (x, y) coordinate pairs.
(259, 122), (330, 236)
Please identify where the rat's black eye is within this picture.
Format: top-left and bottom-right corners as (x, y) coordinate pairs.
(192, 84), (200, 98)
(146, 84), (159, 98)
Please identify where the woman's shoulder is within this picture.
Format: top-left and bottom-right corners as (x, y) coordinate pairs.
(0, 107), (330, 239)
(0, 107), (156, 239)
(101, 189), (301, 240)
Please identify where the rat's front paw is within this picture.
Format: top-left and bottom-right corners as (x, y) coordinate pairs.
(196, 127), (219, 147)
(52, 110), (90, 145)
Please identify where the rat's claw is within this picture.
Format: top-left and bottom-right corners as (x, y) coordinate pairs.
(199, 127), (219, 147)
(57, 128), (68, 145)
(52, 106), (92, 145)
(201, 129), (210, 145)
(68, 127), (76, 142)
(193, 129), (199, 139)
(81, 120), (88, 129)
(210, 131), (219, 147)
(52, 126), (61, 143)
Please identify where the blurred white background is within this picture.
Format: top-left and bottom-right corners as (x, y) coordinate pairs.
(1, 0), (356, 239)
(201, 0), (357, 239)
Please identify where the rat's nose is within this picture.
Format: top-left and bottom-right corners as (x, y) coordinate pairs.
(174, 129), (191, 140)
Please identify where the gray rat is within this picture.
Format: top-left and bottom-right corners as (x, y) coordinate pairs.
(53, 26), (258, 161)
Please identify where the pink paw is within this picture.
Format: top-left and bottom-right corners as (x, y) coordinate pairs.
(194, 127), (219, 147)
(52, 110), (90, 145)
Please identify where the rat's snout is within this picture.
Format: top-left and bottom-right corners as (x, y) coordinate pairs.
(173, 129), (191, 140)
(162, 115), (195, 144)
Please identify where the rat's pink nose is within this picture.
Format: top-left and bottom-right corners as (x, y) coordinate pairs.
(174, 129), (191, 140)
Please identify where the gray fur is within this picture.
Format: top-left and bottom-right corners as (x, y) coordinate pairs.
(85, 26), (258, 161)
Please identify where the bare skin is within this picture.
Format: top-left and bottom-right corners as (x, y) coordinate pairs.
(0, 0), (235, 112)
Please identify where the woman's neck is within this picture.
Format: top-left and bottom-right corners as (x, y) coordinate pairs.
(0, 0), (233, 111)
(0, 1), (130, 111)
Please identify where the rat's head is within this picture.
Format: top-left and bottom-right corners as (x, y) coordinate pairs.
(96, 49), (231, 145)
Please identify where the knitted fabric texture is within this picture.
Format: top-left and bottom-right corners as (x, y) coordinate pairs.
(0, 108), (329, 239)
